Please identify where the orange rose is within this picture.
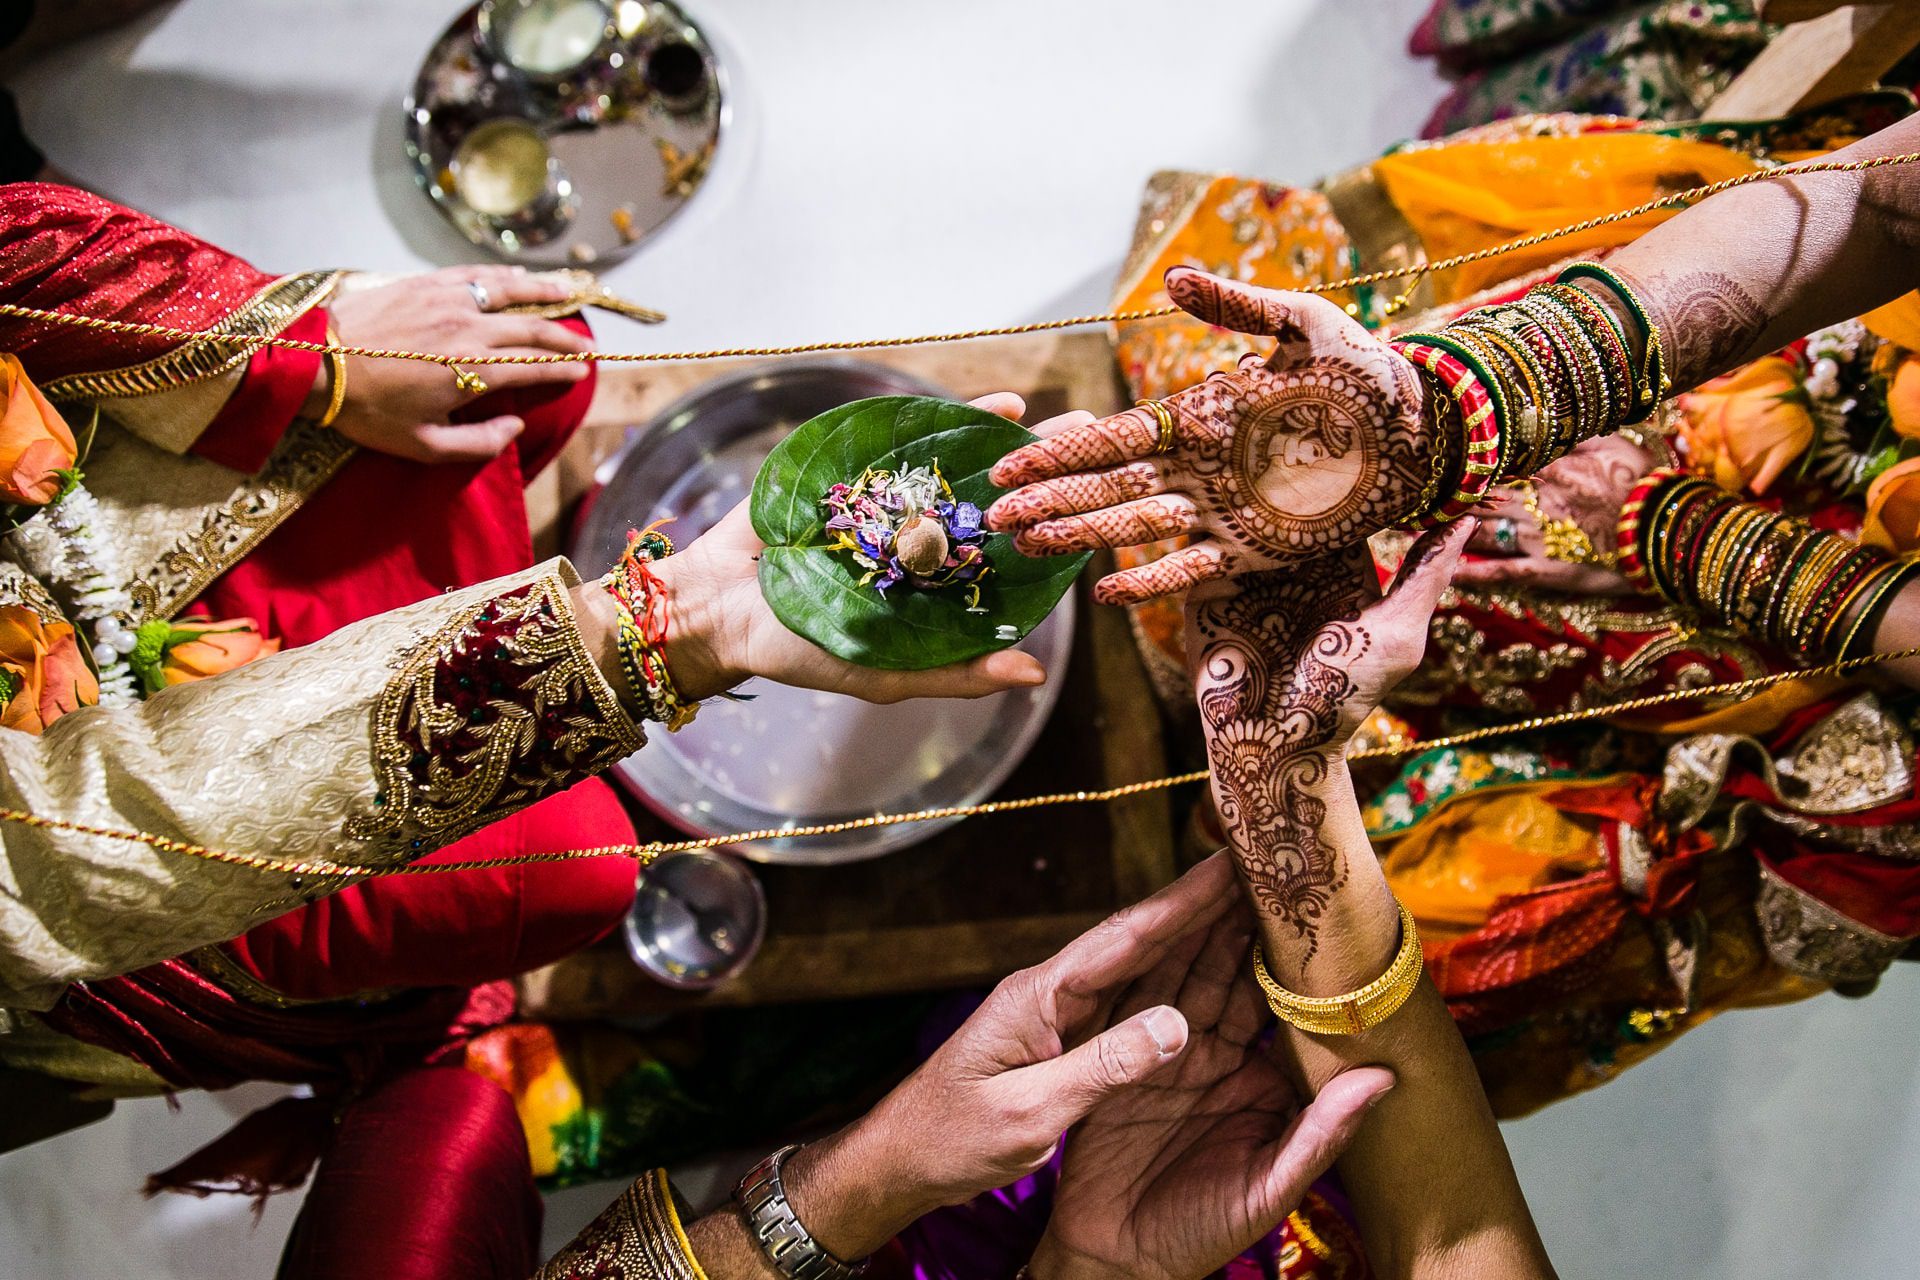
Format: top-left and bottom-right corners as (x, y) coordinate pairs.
(0, 605), (99, 735)
(1862, 456), (1920, 553)
(1675, 356), (1814, 496)
(154, 617), (280, 688)
(1883, 352), (1920, 441)
(0, 354), (78, 506)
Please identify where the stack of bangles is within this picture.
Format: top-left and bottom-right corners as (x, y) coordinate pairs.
(1251, 898), (1424, 1035)
(1618, 468), (1920, 664)
(1390, 260), (1670, 528)
(602, 525), (700, 731)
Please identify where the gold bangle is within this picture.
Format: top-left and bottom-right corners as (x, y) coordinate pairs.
(316, 325), (349, 429)
(1135, 398), (1176, 455)
(1251, 898), (1423, 1036)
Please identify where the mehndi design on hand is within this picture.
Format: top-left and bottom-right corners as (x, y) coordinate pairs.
(1184, 524), (1474, 978)
(987, 268), (1434, 606)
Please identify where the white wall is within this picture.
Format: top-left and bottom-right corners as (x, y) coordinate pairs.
(2, 3), (1915, 1277)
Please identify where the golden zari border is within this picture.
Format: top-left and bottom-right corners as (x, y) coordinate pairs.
(125, 421), (358, 622)
(40, 270), (343, 403)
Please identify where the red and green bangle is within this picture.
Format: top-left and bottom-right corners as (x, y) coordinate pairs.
(1393, 339), (1502, 527)
(1615, 466), (1690, 591)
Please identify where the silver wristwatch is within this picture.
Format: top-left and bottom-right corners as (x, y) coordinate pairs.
(736, 1144), (869, 1280)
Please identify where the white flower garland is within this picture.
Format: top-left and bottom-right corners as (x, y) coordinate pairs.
(1802, 319), (1877, 496)
(5, 480), (140, 706)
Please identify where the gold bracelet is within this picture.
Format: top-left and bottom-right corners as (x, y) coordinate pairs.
(316, 324), (349, 429)
(1251, 899), (1423, 1036)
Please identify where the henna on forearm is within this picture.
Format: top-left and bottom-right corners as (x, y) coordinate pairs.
(1187, 549), (1397, 986)
(1597, 113), (1920, 393)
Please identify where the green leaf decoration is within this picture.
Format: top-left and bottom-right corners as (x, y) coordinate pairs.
(750, 396), (1089, 671)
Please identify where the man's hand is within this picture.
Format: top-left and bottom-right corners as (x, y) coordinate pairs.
(643, 395), (1091, 705)
(775, 854), (1249, 1261)
(1029, 902), (1393, 1280)
(322, 265), (595, 463)
(985, 268), (1435, 605)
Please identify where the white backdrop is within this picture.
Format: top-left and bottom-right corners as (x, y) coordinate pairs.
(2, 2), (1917, 1277)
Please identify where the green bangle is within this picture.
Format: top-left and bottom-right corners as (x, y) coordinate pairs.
(1556, 261), (1671, 422)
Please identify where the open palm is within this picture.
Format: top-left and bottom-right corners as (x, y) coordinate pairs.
(1028, 907), (1391, 1280)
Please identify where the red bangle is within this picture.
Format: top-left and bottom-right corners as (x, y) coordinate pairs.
(1616, 467), (1689, 591)
(1394, 340), (1501, 526)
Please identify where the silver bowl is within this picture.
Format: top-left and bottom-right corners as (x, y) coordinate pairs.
(622, 850), (766, 989)
(571, 359), (1078, 865)
(405, 0), (724, 265)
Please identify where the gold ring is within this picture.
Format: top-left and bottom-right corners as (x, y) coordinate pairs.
(1135, 398), (1176, 455)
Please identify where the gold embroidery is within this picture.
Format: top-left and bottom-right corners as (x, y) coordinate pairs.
(535, 1169), (705, 1280)
(184, 943), (400, 1009)
(39, 272), (342, 403)
(1754, 864), (1908, 985)
(349, 570), (645, 853)
(124, 422), (357, 622)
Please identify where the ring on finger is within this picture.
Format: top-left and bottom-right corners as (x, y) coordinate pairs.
(466, 281), (493, 311)
(1135, 398), (1176, 455)
(1490, 516), (1521, 554)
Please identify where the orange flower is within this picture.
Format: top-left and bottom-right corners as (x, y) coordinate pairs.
(1862, 456), (1920, 553)
(0, 605), (99, 735)
(0, 354), (78, 506)
(1675, 356), (1814, 496)
(1884, 352), (1920, 441)
(156, 618), (280, 687)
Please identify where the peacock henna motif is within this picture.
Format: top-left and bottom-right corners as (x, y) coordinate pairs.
(1186, 551), (1375, 968)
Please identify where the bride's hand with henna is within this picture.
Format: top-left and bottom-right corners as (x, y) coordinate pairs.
(984, 268), (1436, 606)
(1452, 435), (1653, 596)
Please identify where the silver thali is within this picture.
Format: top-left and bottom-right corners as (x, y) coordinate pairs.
(405, 0), (724, 266)
(572, 361), (1077, 865)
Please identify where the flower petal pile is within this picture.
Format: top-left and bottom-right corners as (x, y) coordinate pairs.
(822, 462), (992, 611)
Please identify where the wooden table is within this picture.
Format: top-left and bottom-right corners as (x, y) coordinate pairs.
(519, 331), (1188, 1015)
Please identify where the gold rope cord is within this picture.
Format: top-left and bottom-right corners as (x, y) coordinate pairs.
(5, 646), (1916, 876)
(0, 153), (1914, 368)
(2, 151), (1918, 875)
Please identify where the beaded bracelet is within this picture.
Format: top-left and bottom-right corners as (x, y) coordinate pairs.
(603, 525), (700, 731)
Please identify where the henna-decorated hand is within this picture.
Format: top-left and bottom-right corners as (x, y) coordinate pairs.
(1183, 522), (1471, 967)
(986, 268), (1434, 606)
(1453, 435), (1653, 596)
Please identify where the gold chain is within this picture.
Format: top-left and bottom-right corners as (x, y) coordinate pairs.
(1, 153), (1914, 370)
(4, 646), (1913, 877)
(0, 150), (1914, 877)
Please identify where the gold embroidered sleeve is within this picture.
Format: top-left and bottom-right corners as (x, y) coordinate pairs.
(535, 1169), (707, 1280)
(0, 558), (645, 1014)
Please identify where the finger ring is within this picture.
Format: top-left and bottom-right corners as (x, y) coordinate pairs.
(1490, 516), (1520, 553)
(466, 281), (492, 311)
(1135, 399), (1176, 455)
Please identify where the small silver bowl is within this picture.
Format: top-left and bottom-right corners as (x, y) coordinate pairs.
(622, 850), (767, 990)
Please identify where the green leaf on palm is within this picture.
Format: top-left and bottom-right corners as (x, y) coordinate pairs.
(750, 396), (1088, 670)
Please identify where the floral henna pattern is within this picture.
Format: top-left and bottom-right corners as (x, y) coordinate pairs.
(1628, 267), (1767, 390)
(1013, 494), (1195, 557)
(1187, 551), (1375, 969)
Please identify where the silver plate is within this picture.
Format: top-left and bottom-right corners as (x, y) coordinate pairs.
(405, 0), (725, 266)
(571, 360), (1077, 865)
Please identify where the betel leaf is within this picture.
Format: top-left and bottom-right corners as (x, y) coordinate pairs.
(750, 395), (1089, 670)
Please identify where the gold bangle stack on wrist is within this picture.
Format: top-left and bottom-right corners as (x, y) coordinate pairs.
(1392, 261), (1670, 528)
(1251, 899), (1423, 1036)
(1617, 472), (1919, 663)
